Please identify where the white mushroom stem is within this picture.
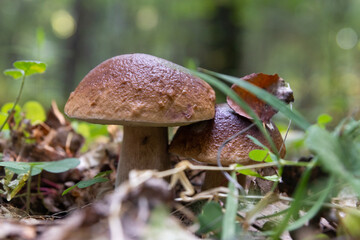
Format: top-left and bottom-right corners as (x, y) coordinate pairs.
(202, 171), (246, 191)
(115, 126), (170, 186)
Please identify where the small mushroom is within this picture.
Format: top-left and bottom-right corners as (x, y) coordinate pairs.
(169, 104), (286, 190)
(64, 53), (216, 186)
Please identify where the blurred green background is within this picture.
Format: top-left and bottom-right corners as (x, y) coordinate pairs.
(1, 0), (359, 124)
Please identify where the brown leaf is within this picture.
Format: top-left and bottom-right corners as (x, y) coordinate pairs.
(227, 73), (294, 123)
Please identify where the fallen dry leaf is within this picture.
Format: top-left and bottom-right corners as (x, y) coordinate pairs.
(0, 220), (36, 240)
(227, 73), (294, 123)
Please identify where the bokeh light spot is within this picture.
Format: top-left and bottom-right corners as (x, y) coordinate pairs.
(51, 10), (76, 39)
(336, 27), (358, 50)
(136, 7), (159, 31)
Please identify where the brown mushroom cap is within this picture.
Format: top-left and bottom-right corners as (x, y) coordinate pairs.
(64, 53), (215, 126)
(169, 104), (286, 166)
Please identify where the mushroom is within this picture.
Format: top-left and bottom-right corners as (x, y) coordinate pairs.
(64, 53), (216, 186)
(169, 104), (286, 190)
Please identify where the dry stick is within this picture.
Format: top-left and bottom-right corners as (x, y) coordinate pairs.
(155, 160), (310, 179)
(153, 159), (311, 201)
(216, 123), (256, 195)
(174, 191), (345, 210)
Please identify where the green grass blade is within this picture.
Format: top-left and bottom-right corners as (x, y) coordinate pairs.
(271, 157), (317, 238)
(198, 69), (310, 130)
(286, 175), (334, 232)
(197, 202), (223, 235)
(306, 125), (360, 194)
(62, 185), (77, 196)
(222, 172), (239, 240)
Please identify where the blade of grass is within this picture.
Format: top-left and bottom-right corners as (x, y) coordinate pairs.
(222, 171), (239, 240)
(286, 175), (335, 232)
(306, 125), (360, 194)
(244, 192), (279, 227)
(271, 157), (317, 238)
(198, 69), (310, 131)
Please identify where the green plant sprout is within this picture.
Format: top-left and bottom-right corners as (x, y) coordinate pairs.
(1, 60), (46, 132)
(0, 158), (79, 213)
(0, 158), (80, 177)
(0, 101), (46, 133)
(62, 170), (112, 196)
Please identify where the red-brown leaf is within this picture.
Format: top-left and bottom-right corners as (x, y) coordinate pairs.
(227, 73), (294, 123)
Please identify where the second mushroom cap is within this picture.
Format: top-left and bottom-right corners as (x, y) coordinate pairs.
(169, 104), (286, 166)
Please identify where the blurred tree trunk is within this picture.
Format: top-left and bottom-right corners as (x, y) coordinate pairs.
(208, 1), (242, 75)
(63, 0), (90, 98)
(205, 1), (243, 102)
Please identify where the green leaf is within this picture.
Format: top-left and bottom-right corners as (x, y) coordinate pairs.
(0, 114), (7, 130)
(41, 158), (80, 173)
(62, 185), (77, 196)
(305, 125), (360, 194)
(249, 149), (273, 162)
(237, 164), (280, 182)
(1, 158), (79, 176)
(77, 177), (108, 188)
(286, 176), (334, 232)
(341, 208), (360, 238)
(1, 102), (22, 115)
(30, 167), (43, 176)
(317, 114), (332, 128)
(237, 168), (262, 177)
(2, 163), (42, 176)
(197, 202), (223, 235)
(1, 102), (22, 130)
(94, 170), (112, 178)
(3, 69), (24, 79)
(262, 175), (280, 181)
(62, 175), (109, 196)
(272, 158), (316, 238)
(222, 172), (240, 240)
(23, 101), (46, 124)
(0, 161), (29, 171)
(13, 60), (46, 76)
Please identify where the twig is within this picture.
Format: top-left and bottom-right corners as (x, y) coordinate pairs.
(175, 190), (347, 210)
